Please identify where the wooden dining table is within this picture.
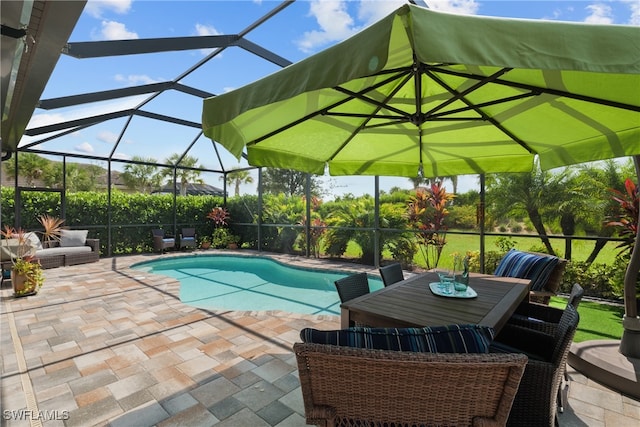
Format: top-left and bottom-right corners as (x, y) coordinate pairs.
(340, 271), (530, 334)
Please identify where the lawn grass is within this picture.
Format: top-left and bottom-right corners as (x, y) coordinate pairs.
(549, 296), (624, 343)
(420, 234), (619, 268)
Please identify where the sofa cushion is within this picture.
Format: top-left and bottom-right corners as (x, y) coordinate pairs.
(23, 232), (43, 252)
(1, 239), (22, 261)
(300, 324), (494, 353)
(60, 230), (88, 248)
(494, 249), (559, 291)
(35, 246), (91, 257)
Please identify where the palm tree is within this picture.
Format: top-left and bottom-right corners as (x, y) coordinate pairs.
(163, 154), (204, 196)
(487, 161), (566, 256)
(6, 153), (50, 186)
(121, 156), (161, 193)
(221, 168), (254, 196)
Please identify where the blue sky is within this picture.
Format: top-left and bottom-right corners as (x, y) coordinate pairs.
(24, 0), (640, 197)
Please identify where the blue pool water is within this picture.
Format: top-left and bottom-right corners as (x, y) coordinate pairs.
(131, 255), (383, 315)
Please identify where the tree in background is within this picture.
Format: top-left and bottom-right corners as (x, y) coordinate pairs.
(121, 156), (161, 193)
(221, 168), (254, 196)
(3, 153), (50, 186)
(487, 161), (565, 256)
(408, 175), (458, 194)
(162, 154), (204, 196)
(261, 168), (322, 196)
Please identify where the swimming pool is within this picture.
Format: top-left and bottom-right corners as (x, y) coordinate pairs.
(131, 254), (384, 315)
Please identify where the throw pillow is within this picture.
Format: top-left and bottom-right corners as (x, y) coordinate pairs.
(23, 232), (43, 252)
(494, 249), (559, 291)
(60, 229), (88, 248)
(300, 324), (495, 353)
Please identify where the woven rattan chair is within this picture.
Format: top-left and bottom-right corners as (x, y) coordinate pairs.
(152, 229), (175, 253)
(507, 283), (584, 412)
(379, 262), (404, 287)
(179, 228), (197, 250)
(334, 272), (370, 303)
(294, 342), (527, 427)
(509, 283), (584, 335)
(527, 252), (568, 304)
(491, 304), (580, 426)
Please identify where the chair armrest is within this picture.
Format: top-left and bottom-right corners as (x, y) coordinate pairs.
(85, 239), (100, 253)
(515, 302), (564, 323)
(493, 324), (555, 362)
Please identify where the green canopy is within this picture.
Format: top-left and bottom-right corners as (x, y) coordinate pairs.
(203, 4), (639, 178)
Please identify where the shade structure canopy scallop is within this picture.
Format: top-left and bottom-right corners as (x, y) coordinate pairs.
(202, 4), (640, 178)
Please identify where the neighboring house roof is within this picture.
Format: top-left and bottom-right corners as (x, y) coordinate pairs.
(153, 183), (226, 197)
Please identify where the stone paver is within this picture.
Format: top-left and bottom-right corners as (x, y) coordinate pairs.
(1, 251), (638, 426)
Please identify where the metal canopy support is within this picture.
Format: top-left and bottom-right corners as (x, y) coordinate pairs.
(38, 82), (214, 110)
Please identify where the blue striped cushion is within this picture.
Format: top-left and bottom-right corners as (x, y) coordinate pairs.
(494, 249), (558, 291)
(300, 324), (494, 353)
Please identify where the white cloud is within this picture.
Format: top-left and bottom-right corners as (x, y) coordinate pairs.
(75, 142), (95, 154)
(585, 3), (614, 24)
(114, 74), (160, 85)
(112, 152), (132, 160)
(99, 20), (138, 40)
(97, 131), (118, 144)
(425, 0), (479, 15)
(296, 0), (481, 53)
(84, 0), (133, 18)
(296, 1), (360, 53)
(621, 0), (640, 25)
(357, 0), (405, 25)
(26, 113), (67, 129)
(195, 23), (220, 36)
(195, 23), (222, 55)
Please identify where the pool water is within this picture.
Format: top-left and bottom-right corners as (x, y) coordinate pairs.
(131, 254), (383, 315)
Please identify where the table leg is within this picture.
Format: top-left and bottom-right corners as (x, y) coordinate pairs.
(341, 307), (352, 329)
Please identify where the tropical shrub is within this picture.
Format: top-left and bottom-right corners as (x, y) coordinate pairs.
(406, 183), (454, 269)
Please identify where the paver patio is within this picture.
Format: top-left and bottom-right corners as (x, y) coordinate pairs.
(1, 251), (638, 426)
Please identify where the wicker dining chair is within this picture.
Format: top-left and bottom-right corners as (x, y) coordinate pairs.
(506, 283), (584, 412)
(334, 272), (370, 303)
(378, 262), (404, 287)
(294, 342), (527, 427)
(491, 304), (580, 426)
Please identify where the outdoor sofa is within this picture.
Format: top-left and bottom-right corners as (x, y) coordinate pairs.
(1, 229), (100, 271)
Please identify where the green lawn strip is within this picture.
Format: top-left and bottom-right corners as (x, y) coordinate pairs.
(549, 296), (624, 343)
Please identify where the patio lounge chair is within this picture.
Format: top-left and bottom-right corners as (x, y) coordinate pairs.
(179, 228), (197, 250)
(491, 304), (580, 426)
(294, 342), (527, 427)
(378, 262), (404, 287)
(152, 229), (175, 253)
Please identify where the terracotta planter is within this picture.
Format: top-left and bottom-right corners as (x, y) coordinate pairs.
(11, 270), (39, 297)
(227, 243), (238, 250)
(200, 242), (211, 250)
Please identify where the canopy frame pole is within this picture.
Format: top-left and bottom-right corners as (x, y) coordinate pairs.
(620, 155), (640, 358)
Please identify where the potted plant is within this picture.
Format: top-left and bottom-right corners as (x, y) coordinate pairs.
(211, 227), (232, 249)
(226, 233), (240, 250)
(199, 235), (212, 250)
(0, 226), (44, 297)
(38, 214), (65, 248)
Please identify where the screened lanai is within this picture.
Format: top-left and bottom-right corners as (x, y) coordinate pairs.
(2, 0), (640, 406)
(1, 0), (440, 256)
